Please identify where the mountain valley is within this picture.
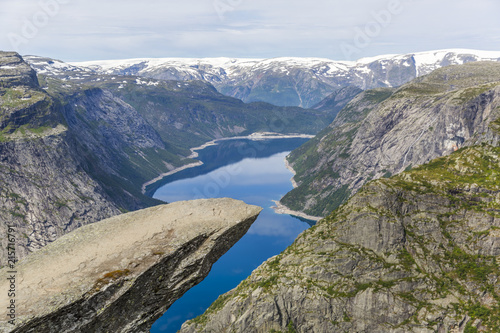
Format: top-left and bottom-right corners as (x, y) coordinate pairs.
(2, 49), (500, 333)
(0, 51), (332, 266)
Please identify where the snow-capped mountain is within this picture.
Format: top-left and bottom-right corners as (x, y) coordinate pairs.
(24, 55), (93, 76)
(28, 50), (500, 108)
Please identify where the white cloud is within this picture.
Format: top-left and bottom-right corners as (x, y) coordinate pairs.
(0, 0), (498, 61)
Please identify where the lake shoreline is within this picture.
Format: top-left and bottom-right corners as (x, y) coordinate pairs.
(271, 156), (322, 222)
(142, 132), (314, 194)
(283, 158), (298, 188)
(141, 162), (204, 194)
(271, 200), (322, 222)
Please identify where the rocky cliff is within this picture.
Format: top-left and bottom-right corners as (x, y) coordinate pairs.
(44, 78), (181, 208)
(0, 198), (262, 333)
(282, 62), (500, 217)
(0, 52), (124, 265)
(180, 145), (500, 333)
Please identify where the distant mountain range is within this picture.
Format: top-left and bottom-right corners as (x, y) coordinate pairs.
(49, 49), (500, 108)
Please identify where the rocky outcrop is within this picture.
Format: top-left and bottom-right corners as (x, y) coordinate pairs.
(282, 62), (500, 217)
(0, 52), (38, 88)
(0, 198), (262, 333)
(180, 146), (500, 333)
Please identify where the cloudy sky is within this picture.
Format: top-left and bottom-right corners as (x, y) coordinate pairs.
(1, 0), (499, 62)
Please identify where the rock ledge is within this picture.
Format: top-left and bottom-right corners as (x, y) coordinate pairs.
(0, 198), (261, 333)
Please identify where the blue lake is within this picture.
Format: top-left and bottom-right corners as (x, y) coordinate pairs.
(149, 138), (313, 333)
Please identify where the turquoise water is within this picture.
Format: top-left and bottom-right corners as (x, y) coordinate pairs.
(150, 138), (312, 333)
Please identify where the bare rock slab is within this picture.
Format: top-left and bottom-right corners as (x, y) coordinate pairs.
(0, 198), (262, 333)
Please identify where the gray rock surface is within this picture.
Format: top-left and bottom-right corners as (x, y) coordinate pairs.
(180, 146), (500, 333)
(0, 198), (262, 333)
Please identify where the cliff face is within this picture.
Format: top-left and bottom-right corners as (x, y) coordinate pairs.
(282, 62), (500, 217)
(0, 198), (262, 333)
(53, 84), (176, 209)
(0, 52), (122, 264)
(180, 145), (500, 333)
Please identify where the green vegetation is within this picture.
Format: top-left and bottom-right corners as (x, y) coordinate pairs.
(453, 82), (500, 104)
(28, 125), (52, 135)
(257, 275), (279, 290)
(189, 293), (233, 327)
(397, 248), (417, 271)
(0, 87), (46, 109)
(464, 322), (479, 333)
(394, 81), (448, 96)
(363, 88), (396, 104)
(389, 145), (500, 202)
(268, 321), (298, 333)
(0, 79), (65, 142)
(54, 199), (69, 209)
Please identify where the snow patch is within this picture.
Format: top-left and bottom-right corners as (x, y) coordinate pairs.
(135, 78), (160, 86)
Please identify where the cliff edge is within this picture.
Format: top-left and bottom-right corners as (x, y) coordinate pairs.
(0, 198), (261, 333)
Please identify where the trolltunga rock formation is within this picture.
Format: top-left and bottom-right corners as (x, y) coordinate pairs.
(0, 198), (261, 333)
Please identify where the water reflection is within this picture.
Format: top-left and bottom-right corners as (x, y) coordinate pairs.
(150, 139), (312, 333)
(145, 138), (309, 197)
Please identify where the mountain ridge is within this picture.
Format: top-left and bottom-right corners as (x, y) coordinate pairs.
(63, 49), (500, 107)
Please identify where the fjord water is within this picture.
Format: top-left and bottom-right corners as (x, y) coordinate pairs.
(150, 138), (312, 333)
